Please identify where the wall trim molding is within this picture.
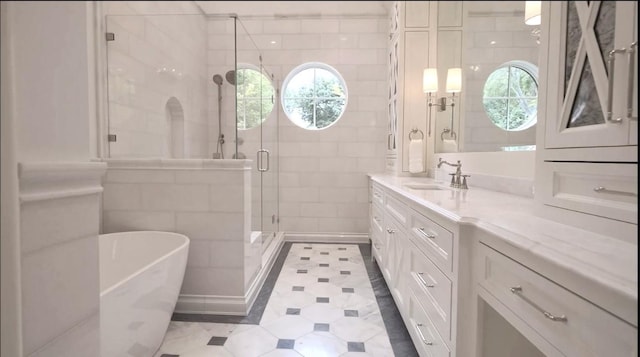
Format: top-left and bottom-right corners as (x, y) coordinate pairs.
(284, 232), (370, 244)
(18, 161), (107, 203)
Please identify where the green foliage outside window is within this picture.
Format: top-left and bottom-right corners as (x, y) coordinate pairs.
(237, 68), (274, 130)
(283, 67), (347, 130)
(483, 64), (538, 131)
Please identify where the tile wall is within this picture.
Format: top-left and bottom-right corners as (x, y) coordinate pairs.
(100, 159), (261, 314)
(103, 1), (209, 158)
(210, 16), (389, 235)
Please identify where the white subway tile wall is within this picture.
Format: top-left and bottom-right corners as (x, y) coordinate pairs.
(102, 164), (260, 299)
(104, 2), (209, 158)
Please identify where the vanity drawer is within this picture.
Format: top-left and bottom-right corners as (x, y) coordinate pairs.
(540, 162), (637, 224)
(371, 182), (385, 207)
(408, 208), (454, 274)
(385, 191), (409, 226)
(479, 243), (638, 357)
(407, 289), (451, 357)
(407, 241), (452, 342)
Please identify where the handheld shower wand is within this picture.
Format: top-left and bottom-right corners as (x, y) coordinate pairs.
(212, 74), (224, 159)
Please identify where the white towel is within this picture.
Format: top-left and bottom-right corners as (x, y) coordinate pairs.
(408, 139), (424, 173)
(441, 139), (458, 153)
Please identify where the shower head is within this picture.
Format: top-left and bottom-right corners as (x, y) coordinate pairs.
(225, 70), (236, 85)
(212, 74), (223, 86)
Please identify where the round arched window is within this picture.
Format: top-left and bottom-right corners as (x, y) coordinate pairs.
(236, 65), (275, 130)
(281, 62), (348, 130)
(482, 61), (538, 131)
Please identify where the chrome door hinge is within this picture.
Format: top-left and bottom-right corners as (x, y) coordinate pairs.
(107, 134), (117, 142)
(106, 32), (115, 41)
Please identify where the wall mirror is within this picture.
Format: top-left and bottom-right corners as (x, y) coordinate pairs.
(434, 1), (540, 153)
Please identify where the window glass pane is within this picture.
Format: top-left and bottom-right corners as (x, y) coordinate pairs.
(483, 67), (509, 98)
(282, 63), (348, 130)
(236, 67), (275, 130)
(483, 61), (538, 132)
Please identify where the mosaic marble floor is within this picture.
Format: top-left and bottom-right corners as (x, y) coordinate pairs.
(154, 243), (417, 357)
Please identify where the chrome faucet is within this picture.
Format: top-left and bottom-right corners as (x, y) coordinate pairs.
(437, 158), (468, 189)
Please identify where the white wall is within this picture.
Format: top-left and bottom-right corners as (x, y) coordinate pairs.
(1, 2), (105, 356)
(103, 1), (209, 158)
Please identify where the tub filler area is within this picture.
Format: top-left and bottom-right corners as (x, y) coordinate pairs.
(99, 158), (284, 317)
(100, 231), (189, 357)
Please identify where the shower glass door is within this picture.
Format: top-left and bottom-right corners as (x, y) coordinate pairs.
(235, 18), (279, 254)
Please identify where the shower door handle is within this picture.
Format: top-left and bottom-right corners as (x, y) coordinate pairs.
(257, 149), (270, 172)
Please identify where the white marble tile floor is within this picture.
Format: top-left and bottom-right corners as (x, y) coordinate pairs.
(154, 243), (396, 357)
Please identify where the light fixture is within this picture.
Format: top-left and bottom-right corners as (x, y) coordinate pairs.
(525, 1), (541, 26)
(437, 67), (462, 140)
(423, 68), (438, 137)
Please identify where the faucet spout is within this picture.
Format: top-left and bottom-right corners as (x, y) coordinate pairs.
(437, 158), (463, 188)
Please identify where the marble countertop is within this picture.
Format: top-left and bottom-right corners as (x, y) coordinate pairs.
(370, 174), (638, 326)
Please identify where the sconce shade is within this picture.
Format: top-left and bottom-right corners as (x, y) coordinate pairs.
(423, 68), (438, 93)
(446, 68), (462, 93)
(525, 1), (541, 25)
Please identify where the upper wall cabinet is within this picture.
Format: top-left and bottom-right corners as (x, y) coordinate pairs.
(542, 1), (637, 150)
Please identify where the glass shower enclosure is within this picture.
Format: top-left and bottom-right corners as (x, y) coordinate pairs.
(104, 13), (279, 255)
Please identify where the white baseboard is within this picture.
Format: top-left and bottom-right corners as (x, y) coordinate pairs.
(284, 232), (370, 244)
(175, 233), (285, 316)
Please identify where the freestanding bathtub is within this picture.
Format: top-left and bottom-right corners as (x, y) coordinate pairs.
(99, 231), (189, 357)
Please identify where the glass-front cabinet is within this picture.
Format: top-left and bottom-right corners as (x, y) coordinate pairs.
(543, 1), (637, 149)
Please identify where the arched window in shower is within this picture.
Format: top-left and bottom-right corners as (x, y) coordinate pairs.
(165, 97), (184, 158)
(236, 64), (275, 130)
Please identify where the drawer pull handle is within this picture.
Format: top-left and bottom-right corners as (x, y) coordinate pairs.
(415, 323), (434, 345)
(593, 186), (637, 197)
(510, 286), (568, 323)
(418, 227), (436, 239)
(416, 272), (435, 288)
(387, 228), (396, 234)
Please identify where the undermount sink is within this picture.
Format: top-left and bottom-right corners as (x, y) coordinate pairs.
(403, 182), (450, 190)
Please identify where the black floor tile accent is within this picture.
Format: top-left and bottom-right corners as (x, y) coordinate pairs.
(301, 257), (310, 261)
(161, 354), (179, 357)
(347, 341), (366, 352)
(207, 336), (227, 346)
(314, 323), (330, 331)
(297, 269), (307, 274)
(286, 308), (301, 315)
(316, 297), (330, 303)
(276, 339), (295, 349)
(344, 309), (359, 317)
(292, 286), (304, 292)
(339, 258), (348, 261)
(340, 270), (351, 275)
(338, 247), (347, 251)
(318, 278), (329, 283)
(358, 243), (419, 357)
(342, 287), (355, 293)
(320, 252), (329, 255)
(304, 246), (312, 250)
(319, 263), (329, 267)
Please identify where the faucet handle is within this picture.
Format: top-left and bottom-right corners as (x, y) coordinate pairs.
(448, 173), (456, 187)
(461, 175), (470, 189)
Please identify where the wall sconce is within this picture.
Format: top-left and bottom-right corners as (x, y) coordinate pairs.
(423, 68), (438, 137)
(524, 1), (541, 26)
(422, 67), (462, 140)
(525, 1), (542, 44)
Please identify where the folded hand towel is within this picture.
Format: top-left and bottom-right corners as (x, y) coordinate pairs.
(441, 139), (458, 153)
(408, 139), (424, 173)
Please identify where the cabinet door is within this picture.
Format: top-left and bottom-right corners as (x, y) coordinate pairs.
(543, 1), (637, 148)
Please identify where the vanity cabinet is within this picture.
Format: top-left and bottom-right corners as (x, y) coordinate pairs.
(369, 179), (466, 357)
(477, 242), (637, 357)
(536, 1), (638, 239)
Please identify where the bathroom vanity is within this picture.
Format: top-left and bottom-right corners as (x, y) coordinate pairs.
(368, 175), (637, 357)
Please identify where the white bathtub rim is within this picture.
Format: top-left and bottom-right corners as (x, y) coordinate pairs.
(99, 231), (189, 298)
